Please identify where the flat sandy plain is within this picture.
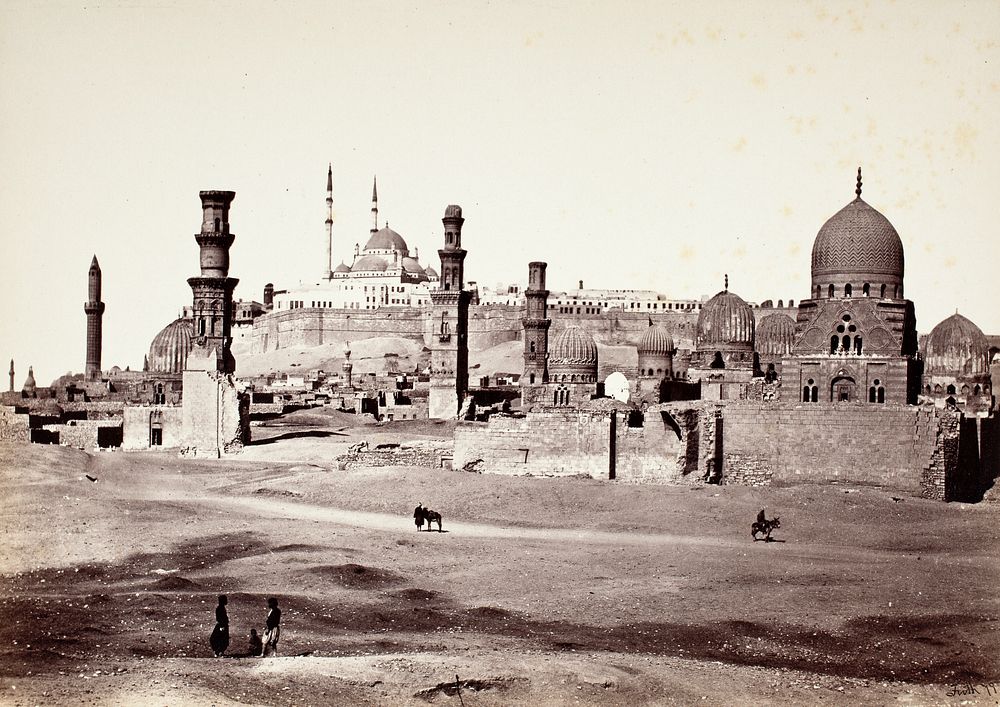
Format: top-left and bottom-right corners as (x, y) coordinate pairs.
(1, 408), (998, 706)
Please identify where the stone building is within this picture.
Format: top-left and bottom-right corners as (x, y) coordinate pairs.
(688, 282), (757, 399)
(921, 312), (993, 415)
(84, 255), (105, 381)
(428, 205), (471, 419)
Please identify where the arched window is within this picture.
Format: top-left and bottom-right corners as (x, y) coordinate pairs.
(828, 284), (835, 298)
(854, 336), (863, 355)
(869, 379), (884, 403)
(974, 384), (982, 395)
(893, 285), (899, 298)
(946, 384), (956, 395)
(814, 285), (820, 299)
(214, 217), (220, 232)
(656, 368), (662, 375)
(777, 299), (783, 308)
(530, 341), (536, 353)
(199, 318), (206, 336)
(934, 383), (942, 394)
(529, 373), (535, 384)
(831, 335), (839, 354)
(845, 284), (852, 298)
(710, 352), (725, 369)
(880, 284), (886, 298)
(863, 283), (870, 297)
(571, 375), (577, 382)
(924, 384), (931, 395)
(842, 335), (851, 352)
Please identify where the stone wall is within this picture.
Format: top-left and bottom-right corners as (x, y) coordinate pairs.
(613, 406), (700, 484)
(181, 366), (249, 457)
(250, 305), (522, 353)
(718, 402), (940, 494)
(0, 406), (30, 442)
(337, 441), (453, 470)
(454, 410), (613, 478)
(122, 406), (185, 450)
(41, 420), (123, 449)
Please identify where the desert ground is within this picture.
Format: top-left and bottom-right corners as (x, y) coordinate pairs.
(1, 408), (998, 706)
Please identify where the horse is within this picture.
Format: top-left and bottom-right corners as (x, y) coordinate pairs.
(751, 516), (780, 542)
(424, 509), (443, 532)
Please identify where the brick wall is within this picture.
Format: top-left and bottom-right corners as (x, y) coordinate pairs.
(454, 410), (613, 478)
(718, 402), (940, 494)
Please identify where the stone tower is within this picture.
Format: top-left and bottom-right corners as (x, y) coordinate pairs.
(84, 255), (105, 381)
(187, 191), (239, 373)
(428, 205), (470, 419)
(8, 359), (13, 392)
(342, 341), (353, 388)
(522, 261), (550, 386)
(324, 164), (334, 279)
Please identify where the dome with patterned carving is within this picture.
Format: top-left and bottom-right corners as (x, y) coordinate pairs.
(811, 172), (904, 296)
(351, 254), (389, 272)
(148, 317), (193, 373)
(756, 313), (797, 356)
(637, 324), (674, 355)
(696, 290), (755, 351)
(549, 325), (598, 381)
(924, 313), (990, 375)
(363, 226), (408, 254)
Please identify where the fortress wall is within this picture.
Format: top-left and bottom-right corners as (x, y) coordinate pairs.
(454, 410), (613, 478)
(250, 305), (523, 353)
(718, 402), (940, 494)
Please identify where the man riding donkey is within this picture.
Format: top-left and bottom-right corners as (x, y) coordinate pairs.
(751, 508), (781, 541)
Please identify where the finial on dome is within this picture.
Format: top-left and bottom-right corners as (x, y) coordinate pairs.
(855, 166), (862, 198)
(724, 273), (729, 291)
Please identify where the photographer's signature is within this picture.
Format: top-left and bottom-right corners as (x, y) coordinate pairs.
(945, 682), (998, 698)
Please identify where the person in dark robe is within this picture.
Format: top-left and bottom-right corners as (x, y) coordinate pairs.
(262, 597), (281, 657)
(414, 503), (426, 531)
(756, 508), (767, 525)
(248, 628), (263, 657)
(209, 594), (229, 657)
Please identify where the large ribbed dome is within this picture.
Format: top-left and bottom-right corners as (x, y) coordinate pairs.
(696, 290), (755, 350)
(811, 197), (904, 282)
(148, 318), (193, 373)
(756, 313), (797, 356)
(637, 324), (674, 355)
(924, 313), (989, 375)
(363, 227), (408, 253)
(550, 326), (598, 380)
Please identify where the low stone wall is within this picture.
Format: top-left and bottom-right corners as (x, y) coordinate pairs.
(0, 406), (30, 442)
(337, 441), (452, 470)
(613, 406), (701, 484)
(41, 420), (122, 448)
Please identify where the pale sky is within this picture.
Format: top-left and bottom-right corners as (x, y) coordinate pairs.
(2, 0), (998, 384)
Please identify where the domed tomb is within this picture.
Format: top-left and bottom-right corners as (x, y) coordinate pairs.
(811, 169), (904, 299)
(756, 313), (797, 356)
(549, 325), (598, 382)
(924, 313), (990, 376)
(696, 290), (755, 352)
(637, 323), (675, 378)
(149, 318), (194, 374)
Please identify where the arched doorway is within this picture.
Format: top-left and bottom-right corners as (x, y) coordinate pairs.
(831, 375), (856, 402)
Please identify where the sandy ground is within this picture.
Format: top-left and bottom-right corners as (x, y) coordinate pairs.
(1, 411), (999, 705)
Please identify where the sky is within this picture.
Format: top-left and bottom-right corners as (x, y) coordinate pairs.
(2, 0), (998, 385)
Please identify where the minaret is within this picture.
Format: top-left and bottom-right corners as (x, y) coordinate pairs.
(522, 262), (550, 386)
(84, 255), (105, 381)
(342, 341), (353, 388)
(428, 205), (470, 419)
(370, 177), (379, 235)
(324, 164), (334, 279)
(23, 366), (37, 398)
(187, 191), (240, 373)
(8, 359), (13, 392)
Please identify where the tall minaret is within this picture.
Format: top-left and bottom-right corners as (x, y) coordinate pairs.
(8, 359), (13, 392)
(84, 255), (105, 381)
(187, 191), (240, 373)
(370, 176), (379, 235)
(428, 205), (470, 419)
(522, 262), (550, 386)
(324, 164), (334, 279)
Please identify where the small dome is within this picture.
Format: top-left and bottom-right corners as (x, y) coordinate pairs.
(424, 266), (439, 278)
(363, 227), (408, 253)
(696, 290), (755, 350)
(334, 262), (350, 273)
(550, 326), (598, 371)
(149, 318), (193, 374)
(924, 313), (990, 375)
(756, 313), (797, 356)
(444, 205), (463, 219)
(400, 256), (424, 274)
(352, 254), (389, 272)
(812, 197), (904, 284)
(637, 324), (674, 355)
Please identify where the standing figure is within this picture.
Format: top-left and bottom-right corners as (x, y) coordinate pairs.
(414, 502), (426, 531)
(262, 597), (281, 657)
(209, 594), (229, 657)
